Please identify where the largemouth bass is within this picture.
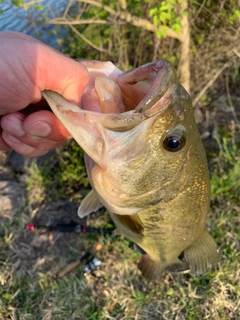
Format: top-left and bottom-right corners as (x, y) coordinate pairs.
(42, 60), (218, 280)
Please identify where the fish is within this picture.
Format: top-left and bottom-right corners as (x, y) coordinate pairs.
(42, 60), (219, 280)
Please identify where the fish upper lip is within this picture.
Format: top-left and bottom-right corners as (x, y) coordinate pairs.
(79, 60), (177, 118)
(117, 60), (176, 114)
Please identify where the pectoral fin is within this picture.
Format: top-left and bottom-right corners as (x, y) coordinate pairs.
(184, 229), (219, 276)
(111, 213), (144, 235)
(78, 189), (103, 218)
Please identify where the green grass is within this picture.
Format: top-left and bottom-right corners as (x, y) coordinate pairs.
(0, 132), (239, 320)
(26, 140), (89, 204)
(211, 134), (240, 204)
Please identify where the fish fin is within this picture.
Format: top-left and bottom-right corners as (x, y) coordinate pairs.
(138, 254), (167, 280)
(112, 213), (144, 235)
(78, 189), (103, 218)
(138, 254), (190, 279)
(165, 260), (189, 274)
(184, 228), (219, 276)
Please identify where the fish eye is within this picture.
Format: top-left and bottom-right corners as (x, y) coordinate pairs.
(163, 127), (186, 152)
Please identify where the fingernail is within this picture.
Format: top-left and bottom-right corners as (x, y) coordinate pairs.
(1, 116), (25, 137)
(2, 133), (21, 145)
(26, 121), (51, 137)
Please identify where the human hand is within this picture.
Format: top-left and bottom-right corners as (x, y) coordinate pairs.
(0, 31), (89, 157)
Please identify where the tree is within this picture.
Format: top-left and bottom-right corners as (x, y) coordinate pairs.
(47, 0), (240, 101)
(48, 0), (191, 92)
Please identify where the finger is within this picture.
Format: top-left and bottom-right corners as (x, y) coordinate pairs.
(1, 111), (70, 156)
(0, 113), (40, 156)
(23, 110), (71, 141)
(0, 32), (90, 114)
(1, 113), (27, 139)
(1, 111), (70, 143)
(38, 49), (90, 105)
(1, 132), (50, 157)
(0, 31), (39, 41)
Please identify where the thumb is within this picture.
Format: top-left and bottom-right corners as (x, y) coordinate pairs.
(37, 46), (89, 105)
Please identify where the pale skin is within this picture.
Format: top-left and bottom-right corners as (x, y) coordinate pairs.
(0, 31), (89, 157)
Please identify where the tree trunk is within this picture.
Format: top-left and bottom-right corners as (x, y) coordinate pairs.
(178, 0), (190, 93)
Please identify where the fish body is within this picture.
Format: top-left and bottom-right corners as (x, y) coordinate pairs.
(42, 60), (218, 279)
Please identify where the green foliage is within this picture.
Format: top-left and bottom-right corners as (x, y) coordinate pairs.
(61, 0), (153, 68)
(10, 0), (24, 7)
(190, 0), (240, 33)
(56, 140), (89, 192)
(149, 0), (183, 38)
(229, 9), (240, 24)
(0, 0), (3, 14)
(25, 2), (45, 11)
(210, 132), (240, 205)
(26, 162), (46, 203)
(0, 0), (23, 12)
(26, 140), (89, 203)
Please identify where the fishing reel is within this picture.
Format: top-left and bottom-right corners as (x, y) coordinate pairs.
(83, 257), (102, 274)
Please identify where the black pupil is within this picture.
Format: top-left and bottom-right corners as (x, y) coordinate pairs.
(167, 136), (181, 150)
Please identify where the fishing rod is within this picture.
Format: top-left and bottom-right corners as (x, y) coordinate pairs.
(26, 223), (115, 234)
(26, 222), (117, 277)
(56, 233), (117, 278)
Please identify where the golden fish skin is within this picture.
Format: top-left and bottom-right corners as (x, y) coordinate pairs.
(42, 60), (218, 280)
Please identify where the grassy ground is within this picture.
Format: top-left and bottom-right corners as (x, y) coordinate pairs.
(0, 124), (239, 319)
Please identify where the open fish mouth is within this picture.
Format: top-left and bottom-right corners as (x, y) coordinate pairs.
(42, 60), (184, 131)
(42, 59), (189, 165)
(79, 59), (176, 114)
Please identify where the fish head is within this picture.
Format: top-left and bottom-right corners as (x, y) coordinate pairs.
(42, 60), (209, 218)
